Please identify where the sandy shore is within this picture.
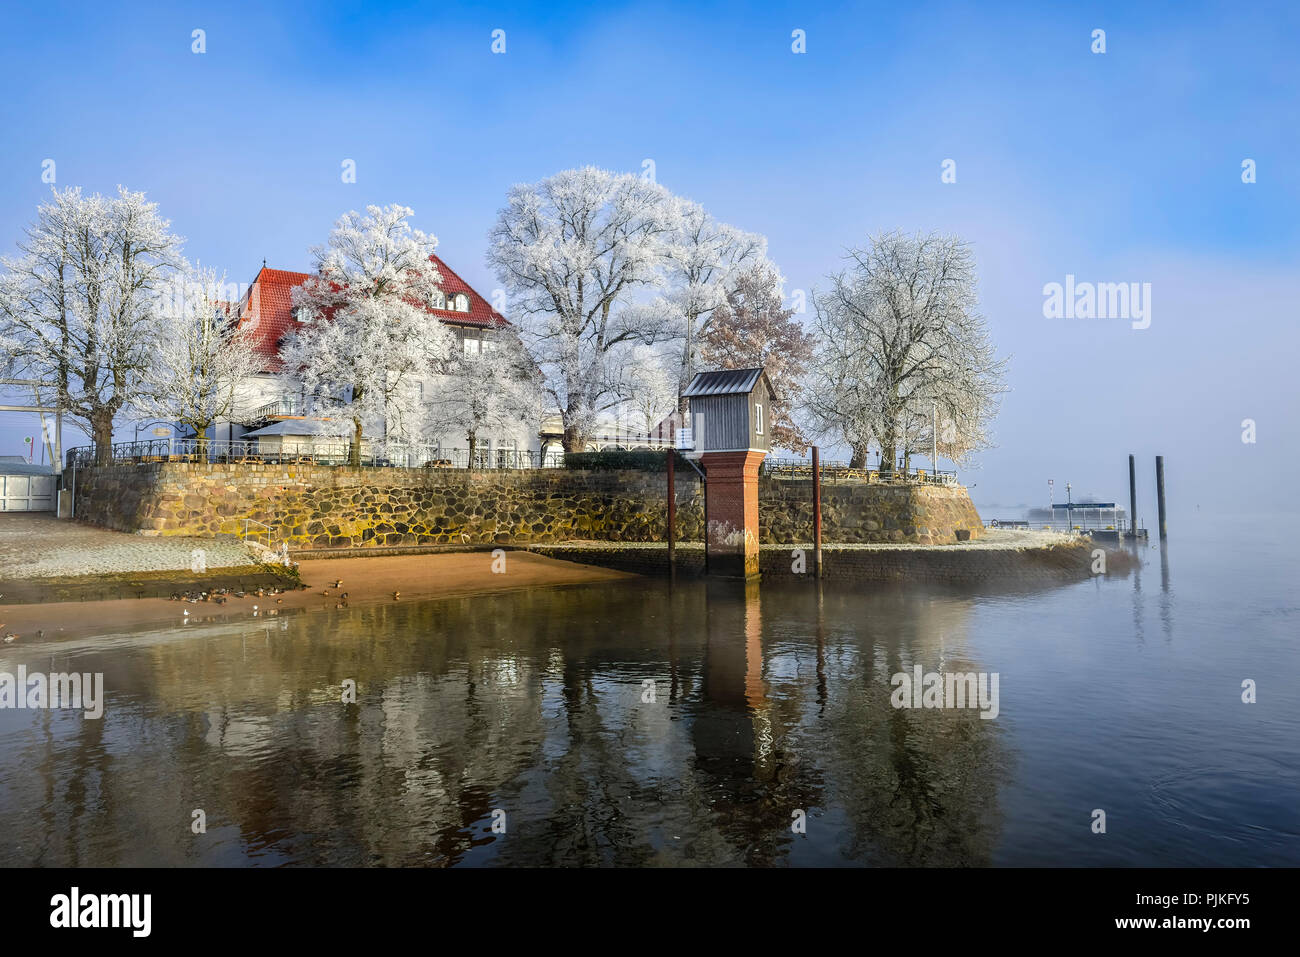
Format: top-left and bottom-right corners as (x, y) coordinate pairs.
(0, 551), (636, 638)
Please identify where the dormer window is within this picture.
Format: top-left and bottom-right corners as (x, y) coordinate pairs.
(453, 293), (470, 312)
(430, 290), (446, 309)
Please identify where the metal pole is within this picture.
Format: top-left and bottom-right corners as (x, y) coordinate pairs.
(932, 402), (938, 482)
(1128, 454), (1138, 539)
(1155, 455), (1167, 540)
(666, 447), (676, 573)
(812, 445), (823, 579)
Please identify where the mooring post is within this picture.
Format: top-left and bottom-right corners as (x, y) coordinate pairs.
(1155, 455), (1167, 540)
(812, 445), (823, 579)
(666, 447), (676, 572)
(1128, 453), (1138, 539)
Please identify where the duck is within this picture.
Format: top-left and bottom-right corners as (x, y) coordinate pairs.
(3, 634), (16, 643)
(392, 591), (401, 601)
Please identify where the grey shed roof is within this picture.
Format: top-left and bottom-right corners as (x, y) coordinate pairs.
(681, 367), (768, 398)
(0, 461), (55, 476)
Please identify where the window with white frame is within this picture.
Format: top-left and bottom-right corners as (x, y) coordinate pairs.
(754, 403), (764, 436)
(453, 293), (470, 312)
(430, 289), (446, 309)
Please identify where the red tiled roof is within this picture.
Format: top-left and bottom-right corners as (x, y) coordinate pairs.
(236, 255), (507, 372)
(427, 254), (508, 328)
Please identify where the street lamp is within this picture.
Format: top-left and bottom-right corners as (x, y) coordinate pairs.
(133, 420), (175, 441)
(134, 420), (176, 455)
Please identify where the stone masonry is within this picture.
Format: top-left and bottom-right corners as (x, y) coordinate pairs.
(71, 463), (984, 549)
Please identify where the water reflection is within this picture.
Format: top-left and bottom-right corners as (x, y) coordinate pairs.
(0, 579), (1014, 867)
(8, 527), (1295, 869)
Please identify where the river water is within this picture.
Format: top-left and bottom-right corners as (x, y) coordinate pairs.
(1, 514), (1295, 866)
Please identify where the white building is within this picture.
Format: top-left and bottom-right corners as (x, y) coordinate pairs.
(213, 257), (542, 465)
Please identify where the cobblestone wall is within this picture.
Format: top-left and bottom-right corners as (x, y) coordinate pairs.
(72, 464), (984, 549)
(759, 479), (984, 545)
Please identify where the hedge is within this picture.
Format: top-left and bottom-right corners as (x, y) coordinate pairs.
(562, 449), (690, 472)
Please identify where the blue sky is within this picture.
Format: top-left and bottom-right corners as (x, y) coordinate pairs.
(1, 0), (1297, 516)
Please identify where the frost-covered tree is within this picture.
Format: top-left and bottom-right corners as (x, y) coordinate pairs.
(134, 263), (261, 452)
(700, 263), (814, 453)
(424, 330), (542, 465)
(280, 204), (455, 466)
(616, 343), (679, 436)
(0, 187), (183, 463)
(660, 200), (766, 398)
(488, 167), (680, 452)
(804, 231), (1007, 471)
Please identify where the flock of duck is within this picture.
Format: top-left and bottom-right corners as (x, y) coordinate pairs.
(1, 577), (407, 641)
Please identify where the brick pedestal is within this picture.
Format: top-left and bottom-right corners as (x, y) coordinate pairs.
(701, 450), (767, 580)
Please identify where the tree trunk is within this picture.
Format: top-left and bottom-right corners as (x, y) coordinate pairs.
(188, 420), (211, 461)
(350, 416), (363, 467)
(91, 410), (114, 466)
(878, 441), (895, 474)
(561, 422), (584, 454)
(849, 445), (869, 469)
(467, 431), (477, 469)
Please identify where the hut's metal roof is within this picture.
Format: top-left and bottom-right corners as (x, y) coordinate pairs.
(681, 367), (767, 398)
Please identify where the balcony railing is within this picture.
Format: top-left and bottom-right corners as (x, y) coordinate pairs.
(242, 397), (308, 422)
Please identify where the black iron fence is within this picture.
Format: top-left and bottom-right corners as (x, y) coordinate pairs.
(66, 439), (566, 470)
(760, 458), (959, 486)
(66, 441), (958, 484)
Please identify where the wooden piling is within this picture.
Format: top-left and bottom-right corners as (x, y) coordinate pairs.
(1155, 455), (1167, 540)
(666, 448), (676, 571)
(812, 445), (823, 578)
(1128, 454), (1138, 540)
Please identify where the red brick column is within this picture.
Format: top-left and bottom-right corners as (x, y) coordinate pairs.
(700, 450), (767, 579)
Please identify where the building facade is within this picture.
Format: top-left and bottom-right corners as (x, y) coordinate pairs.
(214, 255), (542, 464)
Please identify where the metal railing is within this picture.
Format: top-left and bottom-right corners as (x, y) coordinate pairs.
(761, 458), (959, 486)
(242, 518), (272, 546)
(66, 439), (568, 470)
(247, 397), (307, 421)
(985, 514), (1132, 532)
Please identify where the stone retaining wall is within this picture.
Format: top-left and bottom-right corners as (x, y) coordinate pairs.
(71, 463), (984, 549)
(760, 479), (984, 545)
(530, 539), (1111, 586)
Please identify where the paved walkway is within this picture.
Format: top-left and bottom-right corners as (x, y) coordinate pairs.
(0, 514), (255, 579)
